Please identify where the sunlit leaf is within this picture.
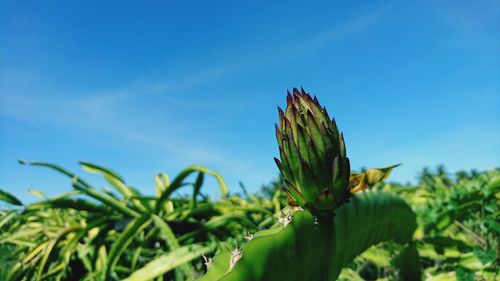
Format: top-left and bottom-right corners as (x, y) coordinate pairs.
(0, 188), (22, 206)
(349, 164), (401, 193)
(123, 244), (212, 281)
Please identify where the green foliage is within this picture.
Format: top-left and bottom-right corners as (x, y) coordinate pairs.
(199, 191), (417, 281)
(1, 163), (497, 280)
(349, 166), (500, 280)
(0, 161), (279, 281)
(0, 188), (23, 206)
(2, 89), (495, 280)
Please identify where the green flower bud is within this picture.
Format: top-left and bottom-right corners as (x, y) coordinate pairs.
(274, 88), (350, 214)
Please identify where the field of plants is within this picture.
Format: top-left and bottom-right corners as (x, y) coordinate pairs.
(1, 90), (499, 280)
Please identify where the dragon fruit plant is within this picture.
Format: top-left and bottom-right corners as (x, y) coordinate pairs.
(199, 88), (418, 281)
(275, 89), (403, 214)
(275, 89), (352, 214)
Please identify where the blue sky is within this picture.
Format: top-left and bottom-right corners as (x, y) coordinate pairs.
(1, 0), (499, 203)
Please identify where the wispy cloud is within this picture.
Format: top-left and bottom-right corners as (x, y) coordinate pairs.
(426, 0), (500, 55)
(288, 5), (392, 60)
(0, 76), (269, 187)
(0, 4), (394, 192)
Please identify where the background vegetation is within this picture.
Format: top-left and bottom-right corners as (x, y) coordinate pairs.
(1, 164), (498, 280)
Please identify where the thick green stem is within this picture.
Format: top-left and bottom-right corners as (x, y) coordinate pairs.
(199, 191), (417, 281)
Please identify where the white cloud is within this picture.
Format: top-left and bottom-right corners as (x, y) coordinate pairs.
(0, 77), (270, 192)
(290, 5), (391, 59)
(0, 4), (400, 195)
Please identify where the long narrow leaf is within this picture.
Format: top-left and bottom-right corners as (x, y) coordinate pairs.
(27, 189), (46, 199)
(155, 165), (228, 213)
(26, 198), (112, 214)
(155, 172), (170, 196)
(36, 225), (81, 280)
(62, 216), (112, 263)
(0, 188), (23, 206)
(0, 211), (17, 230)
(190, 172), (204, 209)
(19, 160), (93, 189)
(153, 215), (195, 277)
(72, 180), (140, 218)
(123, 244), (213, 281)
(105, 214), (152, 279)
(80, 161), (125, 182)
(80, 161), (151, 212)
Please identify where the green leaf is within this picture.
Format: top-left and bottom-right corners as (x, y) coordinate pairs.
(72, 180), (140, 218)
(80, 161), (151, 212)
(455, 267), (475, 281)
(95, 245), (108, 273)
(191, 172), (204, 209)
(105, 214), (152, 279)
(155, 165), (228, 213)
(123, 244), (213, 281)
(458, 253), (484, 270)
(0, 188), (23, 206)
(26, 197), (112, 214)
(487, 176), (500, 192)
(155, 172), (170, 196)
(432, 201), (480, 231)
(392, 243), (421, 281)
(36, 225), (81, 280)
(19, 160), (93, 188)
(80, 161), (125, 182)
(349, 164), (401, 193)
(61, 216), (111, 266)
(153, 215), (195, 277)
(27, 189), (46, 199)
(0, 211), (17, 229)
(199, 191), (417, 281)
(473, 247), (496, 264)
(361, 246), (391, 267)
